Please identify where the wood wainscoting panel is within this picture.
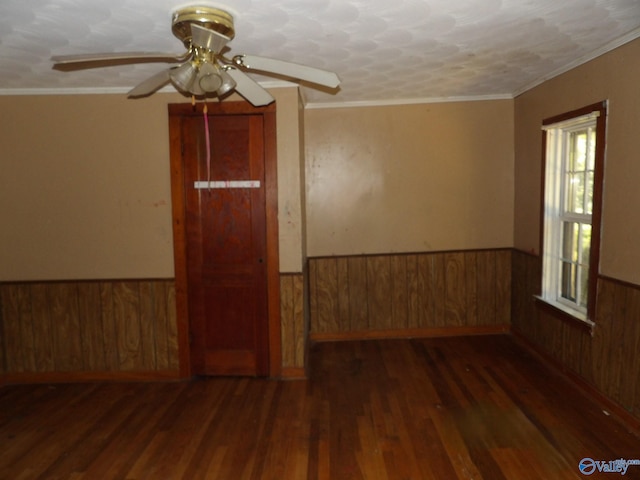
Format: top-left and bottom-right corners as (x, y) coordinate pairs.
(280, 273), (306, 377)
(113, 281), (145, 371)
(50, 282), (84, 372)
(29, 283), (56, 372)
(390, 255), (409, 329)
(444, 252), (466, 327)
(367, 255), (393, 331)
(77, 282), (107, 372)
(0, 279), (179, 382)
(511, 248), (640, 424)
(621, 288), (640, 413)
(309, 249), (511, 340)
(510, 250), (541, 342)
(416, 253), (445, 328)
(592, 277), (640, 413)
(347, 256), (369, 331)
(309, 257), (339, 334)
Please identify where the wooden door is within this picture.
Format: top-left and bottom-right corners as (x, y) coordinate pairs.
(169, 102), (280, 377)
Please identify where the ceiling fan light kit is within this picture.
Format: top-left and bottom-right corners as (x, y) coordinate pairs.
(51, 5), (340, 106)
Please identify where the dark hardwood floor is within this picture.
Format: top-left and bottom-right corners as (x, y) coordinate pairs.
(1, 335), (639, 479)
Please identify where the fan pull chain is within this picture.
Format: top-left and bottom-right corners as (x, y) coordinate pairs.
(203, 102), (211, 192)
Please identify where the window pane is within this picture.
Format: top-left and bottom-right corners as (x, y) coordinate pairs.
(562, 222), (578, 263)
(586, 127), (596, 171)
(566, 172), (585, 214)
(571, 131), (588, 171)
(561, 222), (577, 302)
(578, 264), (589, 309)
(578, 223), (591, 308)
(586, 171), (594, 214)
(565, 128), (598, 216)
(584, 127), (596, 214)
(580, 223), (592, 267)
(561, 260), (576, 302)
(560, 222), (591, 306)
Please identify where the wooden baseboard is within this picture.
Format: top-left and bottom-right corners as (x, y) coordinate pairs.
(310, 325), (510, 343)
(280, 367), (307, 380)
(511, 329), (640, 436)
(1, 369), (184, 386)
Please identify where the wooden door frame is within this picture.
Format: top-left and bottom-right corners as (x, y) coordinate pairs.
(168, 101), (281, 378)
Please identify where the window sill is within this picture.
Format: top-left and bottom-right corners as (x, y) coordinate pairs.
(534, 296), (595, 335)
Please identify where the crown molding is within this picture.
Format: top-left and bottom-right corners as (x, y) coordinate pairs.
(513, 26), (640, 97)
(305, 93), (513, 109)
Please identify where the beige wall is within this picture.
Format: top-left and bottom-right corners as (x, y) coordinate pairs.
(514, 38), (640, 285)
(274, 87), (306, 272)
(5, 36), (637, 284)
(0, 87), (304, 281)
(304, 100), (515, 257)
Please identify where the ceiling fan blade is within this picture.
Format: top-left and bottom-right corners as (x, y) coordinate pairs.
(128, 69), (171, 98)
(225, 68), (274, 107)
(190, 24), (230, 53)
(235, 55), (340, 88)
(52, 52), (186, 67)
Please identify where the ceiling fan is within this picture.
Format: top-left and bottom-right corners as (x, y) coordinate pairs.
(52, 5), (341, 106)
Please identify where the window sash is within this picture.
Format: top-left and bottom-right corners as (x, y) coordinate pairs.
(559, 220), (591, 309)
(563, 126), (595, 217)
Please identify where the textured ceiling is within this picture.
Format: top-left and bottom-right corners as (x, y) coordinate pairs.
(1, 0), (639, 106)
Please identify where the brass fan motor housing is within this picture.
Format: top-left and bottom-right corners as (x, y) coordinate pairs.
(172, 6), (235, 48)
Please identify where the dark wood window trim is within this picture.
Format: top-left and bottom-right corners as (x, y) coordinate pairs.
(539, 101), (607, 325)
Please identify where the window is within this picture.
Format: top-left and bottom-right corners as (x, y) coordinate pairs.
(541, 102), (607, 322)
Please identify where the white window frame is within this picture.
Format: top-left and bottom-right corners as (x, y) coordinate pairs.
(540, 104), (606, 323)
